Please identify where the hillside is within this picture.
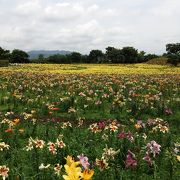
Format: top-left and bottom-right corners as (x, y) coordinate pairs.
(146, 57), (168, 65)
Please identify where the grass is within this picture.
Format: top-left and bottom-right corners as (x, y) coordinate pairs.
(146, 57), (168, 65)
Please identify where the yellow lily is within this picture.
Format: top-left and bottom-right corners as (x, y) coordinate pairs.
(82, 169), (94, 180)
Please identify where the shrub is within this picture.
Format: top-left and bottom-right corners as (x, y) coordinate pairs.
(167, 54), (180, 66)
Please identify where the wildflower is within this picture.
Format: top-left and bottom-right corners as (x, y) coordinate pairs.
(109, 124), (118, 132)
(5, 128), (13, 133)
(61, 122), (72, 129)
(47, 142), (57, 154)
(159, 124), (169, 133)
(174, 142), (180, 147)
(82, 169), (94, 180)
(12, 118), (20, 126)
(56, 139), (66, 149)
(39, 163), (51, 170)
(126, 131), (134, 142)
(34, 139), (45, 149)
(77, 154), (90, 169)
(18, 128), (25, 133)
(31, 110), (36, 114)
(89, 123), (100, 133)
(142, 133), (147, 140)
(147, 118), (157, 126)
(134, 120), (144, 129)
(0, 142), (10, 151)
(164, 108), (173, 115)
(102, 145), (120, 160)
(118, 131), (126, 139)
(78, 119), (84, 127)
(65, 156), (75, 166)
(63, 156), (82, 180)
(174, 142), (180, 154)
(143, 153), (152, 166)
(146, 141), (161, 157)
(25, 137), (34, 151)
(68, 107), (76, 113)
(49, 111), (53, 115)
(125, 150), (137, 168)
(102, 133), (108, 141)
(174, 148), (179, 154)
(79, 92), (86, 97)
(12, 92), (16, 97)
(98, 121), (106, 130)
(25, 137), (45, 151)
(95, 158), (109, 171)
(0, 165), (9, 179)
(54, 164), (62, 176)
(129, 118), (134, 123)
(134, 123), (142, 129)
(51, 107), (60, 111)
(177, 156), (180, 162)
(0, 118), (10, 124)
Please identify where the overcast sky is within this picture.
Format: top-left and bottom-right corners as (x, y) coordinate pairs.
(0, 0), (180, 54)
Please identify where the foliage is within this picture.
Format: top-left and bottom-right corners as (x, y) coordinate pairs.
(166, 43), (180, 66)
(167, 54), (180, 66)
(166, 43), (180, 55)
(0, 47), (10, 60)
(106, 47), (125, 63)
(144, 54), (159, 62)
(121, 47), (138, 63)
(69, 52), (82, 63)
(47, 54), (70, 64)
(88, 50), (104, 63)
(10, 49), (29, 63)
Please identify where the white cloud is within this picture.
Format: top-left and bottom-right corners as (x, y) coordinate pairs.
(15, 0), (41, 16)
(87, 4), (99, 13)
(0, 0), (179, 54)
(43, 3), (84, 22)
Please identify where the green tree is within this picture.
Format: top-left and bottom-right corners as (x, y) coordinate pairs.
(105, 47), (125, 63)
(105, 46), (116, 61)
(121, 47), (138, 63)
(69, 52), (82, 63)
(166, 43), (180, 66)
(10, 49), (29, 63)
(0, 47), (10, 60)
(81, 55), (88, 63)
(166, 43), (180, 54)
(88, 50), (104, 63)
(144, 54), (159, 62)
(48, 54), (69, 64)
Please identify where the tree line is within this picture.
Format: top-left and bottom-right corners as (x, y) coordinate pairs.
(0, 43), (180, 65)
(29, 47), (159, 64)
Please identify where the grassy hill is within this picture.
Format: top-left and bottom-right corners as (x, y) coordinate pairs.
(146, 57), (168, 65)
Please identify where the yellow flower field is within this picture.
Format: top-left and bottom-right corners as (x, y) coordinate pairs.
(0, 63), (179, 74)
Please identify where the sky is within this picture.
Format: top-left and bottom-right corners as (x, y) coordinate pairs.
(0, 0), (180, 54)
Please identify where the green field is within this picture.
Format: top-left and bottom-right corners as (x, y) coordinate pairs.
(0, 64), (179, 179)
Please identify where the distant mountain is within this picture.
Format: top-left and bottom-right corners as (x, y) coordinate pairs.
(28, 50), (72, 59)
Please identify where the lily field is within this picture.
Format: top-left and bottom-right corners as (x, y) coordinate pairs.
(0, 64), (180, 179)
